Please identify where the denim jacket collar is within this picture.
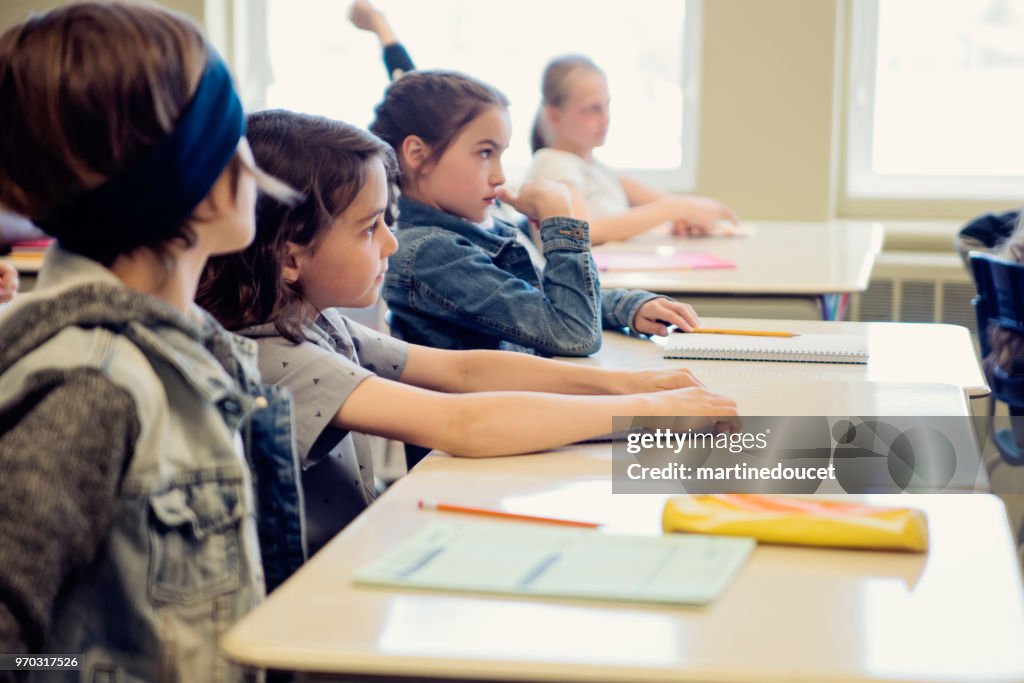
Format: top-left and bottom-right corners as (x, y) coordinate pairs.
(3, 244), (253, 413)
(396, 196), (517, 253)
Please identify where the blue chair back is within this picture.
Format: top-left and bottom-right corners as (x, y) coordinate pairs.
(971, 252), (1024, 359)
(970, 252), (1024, 465)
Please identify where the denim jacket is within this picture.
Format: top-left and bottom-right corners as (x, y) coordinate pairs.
(0, 247), (304, 682)
(384, 197), (659, 356)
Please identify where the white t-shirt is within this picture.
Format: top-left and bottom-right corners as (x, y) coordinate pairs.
(527, 148), (629, 218)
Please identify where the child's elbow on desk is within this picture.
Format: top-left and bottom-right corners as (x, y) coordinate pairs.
(535, 332), (602, 358)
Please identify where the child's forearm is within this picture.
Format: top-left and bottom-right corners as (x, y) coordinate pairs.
(443, 391), (652, 456)
(453, 350), (633, 395)
(402, 345), (628, 394)
(338, 376), (649, 457)
(442, 387), (735, 457)
(338, 377), (734, 459)
(371, 15), (398, 46)
(619, 174), (668, 206)
(401, 346), (703, 400)
(588, 199), (679, 245)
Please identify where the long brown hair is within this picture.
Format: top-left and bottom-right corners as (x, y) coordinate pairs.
(0, 2), (224, 265)
(530, 55), (603, 154)
(370, 69), (509, 183)
(198, 110), (398, 344)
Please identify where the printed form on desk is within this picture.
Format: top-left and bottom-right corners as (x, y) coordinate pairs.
(353, 520), (754, 606)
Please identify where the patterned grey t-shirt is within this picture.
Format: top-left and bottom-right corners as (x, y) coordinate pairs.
(242, 309), (408, 555)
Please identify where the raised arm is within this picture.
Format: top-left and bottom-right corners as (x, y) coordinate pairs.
(348, 0), (416, 79)
(336, 375), (737, 458)
(349, 0), (398, 45)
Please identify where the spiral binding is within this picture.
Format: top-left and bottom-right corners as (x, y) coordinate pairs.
(662, 340), (869, 364)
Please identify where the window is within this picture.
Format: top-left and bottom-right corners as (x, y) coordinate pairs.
(237, 0), (701, 189)
(847, 0), (1024, 199)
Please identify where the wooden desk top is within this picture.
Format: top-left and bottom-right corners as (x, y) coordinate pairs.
(218, 311), (1005, 683)
(221, 448), (1024, 682)
(221, 366), (1003, 681)
(0, 253), (42, 274)
(574, 319), (988, 398)
(596, 220), (883, 295)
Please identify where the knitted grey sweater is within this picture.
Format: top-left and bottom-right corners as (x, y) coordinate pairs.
(0, 282), (211, 657)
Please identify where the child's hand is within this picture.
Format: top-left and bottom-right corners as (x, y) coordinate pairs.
(0, 261), (19, 303)
(348, 0), (390, 37)
(668, 196), (738, 236)
(623, 368), (705, 394)
(644, 386), (741, 432)
(497, 180), (573, 222)
(632, 298), (700, 335)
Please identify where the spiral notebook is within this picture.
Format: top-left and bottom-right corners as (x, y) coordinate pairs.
(663, 333), (869, 364)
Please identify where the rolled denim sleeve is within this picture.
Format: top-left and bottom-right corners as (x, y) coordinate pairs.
(600, 287), (663, 332)
(406, 217), (603, 356)
(382, 43), (415, 81)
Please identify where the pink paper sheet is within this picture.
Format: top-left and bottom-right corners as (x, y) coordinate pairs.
(592, 251), (735, 272)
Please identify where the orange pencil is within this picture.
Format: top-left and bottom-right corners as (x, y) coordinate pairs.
(418, 499), (601, 529)
(691, 327), (797, 338)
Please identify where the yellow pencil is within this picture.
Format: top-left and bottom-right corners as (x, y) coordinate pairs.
(691, 328), (798, 338)
(419, 499), (602, 528)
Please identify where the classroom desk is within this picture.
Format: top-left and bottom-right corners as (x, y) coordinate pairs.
(595, 221), (884, 320)
(221, 451), (1024, 682)
(219, 368), (1013, 681)
(0, 254), (42, 274)
(579, 317), (989, 399)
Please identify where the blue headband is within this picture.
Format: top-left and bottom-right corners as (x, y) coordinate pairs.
(37, 53), (245, 256)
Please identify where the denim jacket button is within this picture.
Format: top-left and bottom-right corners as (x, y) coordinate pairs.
(571, 228), (584, 239)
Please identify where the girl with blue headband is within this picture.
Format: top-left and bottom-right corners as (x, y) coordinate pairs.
(0, 3), (301, 679)
(198, 110), (738, 553)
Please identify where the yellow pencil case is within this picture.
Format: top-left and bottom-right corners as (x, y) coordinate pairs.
(663, 494), (929, 552)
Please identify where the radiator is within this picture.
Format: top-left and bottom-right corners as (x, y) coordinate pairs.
(850, 252), (977, 331)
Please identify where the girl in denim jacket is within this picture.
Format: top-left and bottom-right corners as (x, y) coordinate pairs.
(199, 110), (738, 551)
(0, 4), (302, 680)
(348, 1), (738, 246)
(370, 70), (705, 357)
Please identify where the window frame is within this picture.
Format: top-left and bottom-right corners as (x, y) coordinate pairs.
(845, 0), (1024, 202)
(232, 0), (702, 193)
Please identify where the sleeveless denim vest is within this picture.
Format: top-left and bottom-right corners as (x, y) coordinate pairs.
(0, 248), (305, 682)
